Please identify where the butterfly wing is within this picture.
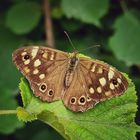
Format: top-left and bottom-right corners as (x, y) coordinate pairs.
(12, 46), (68, 102)
(62, 57), (128, 112)
(62, 69), (97, 112)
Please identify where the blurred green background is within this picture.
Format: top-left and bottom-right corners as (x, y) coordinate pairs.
(0, 0), (140, 140)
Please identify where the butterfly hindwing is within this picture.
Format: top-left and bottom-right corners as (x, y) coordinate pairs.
(62, 68), (97, 112)
(12, 46), (68, 102)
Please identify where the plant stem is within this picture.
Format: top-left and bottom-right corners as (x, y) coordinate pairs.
(0, 110), (17, 115)
(43, 0), (55, 48)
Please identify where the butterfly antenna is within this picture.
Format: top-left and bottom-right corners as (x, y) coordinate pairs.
(64, 31), (77, 51)
(79, 44), (101, 52)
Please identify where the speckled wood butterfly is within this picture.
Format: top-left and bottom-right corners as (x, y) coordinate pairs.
(12, 46), (128, 112)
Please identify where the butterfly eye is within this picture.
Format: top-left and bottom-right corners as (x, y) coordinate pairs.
(112, 79), (118, 85)
(24, 54), (30, 60)
(48, 89), (53, 96)
(39, 83), (47, 92)
(70, 97), (76, 104)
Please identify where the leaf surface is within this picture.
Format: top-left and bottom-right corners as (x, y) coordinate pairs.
(61, 0), (109, 26)
(109, 10), (140, 65)
(17, 74), (140, 140)
(6, 2), (41, 34)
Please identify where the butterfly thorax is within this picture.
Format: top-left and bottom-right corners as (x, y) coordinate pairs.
(64, 52), (79, 88)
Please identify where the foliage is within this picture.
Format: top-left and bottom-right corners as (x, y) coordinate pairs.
(0, 0), (140, 140)
(16, 74), (139, 140)
(109, 10), (140, 65)
(6, 2), (41, 34)
(61, 0), (109, 26)
(0, 89), (23, 134)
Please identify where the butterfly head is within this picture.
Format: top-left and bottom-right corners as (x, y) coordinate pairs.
(69, 51), (79, 66)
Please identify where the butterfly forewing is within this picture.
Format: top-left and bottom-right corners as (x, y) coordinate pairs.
(82, 59), (128, 97)
(13, 46), (68, 102)
(13, 46), (128, 112)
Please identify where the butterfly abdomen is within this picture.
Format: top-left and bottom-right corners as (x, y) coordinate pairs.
(64, 56), (79, 88)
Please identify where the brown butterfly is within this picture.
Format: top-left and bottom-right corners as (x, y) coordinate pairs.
(12, 46), (128, 112)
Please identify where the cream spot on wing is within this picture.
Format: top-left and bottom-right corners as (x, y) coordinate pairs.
(115, 84), (119, 87)
(97, 67), (103, 74)
(105, 91), (112, 96)
(99, 77), (106, 86)
(110, 67), (114, 71)
(34, 59), (41, 67)
(24, 59), (30, 65)
(31, 46), (39, 59)
(110, 83), (115, 90)
(89, 87), (94, 94)
(42, 52), (48, 58)
(87, 96), (92, 102)
(33, 69), (39, 74)
(108, 68), (114, 80)
(39, 74), (45, 79)
(117, 78), (122, 84)
(24, 67), (30, 73)
(50, 52), (55, 60)
(21, 52), (27, 56)
(91, 64), (96, 72)
(97, 86), (102, 93)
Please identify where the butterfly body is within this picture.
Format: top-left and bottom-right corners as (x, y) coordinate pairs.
(64, 52), (79, 88)
(12, 46), (128, 112)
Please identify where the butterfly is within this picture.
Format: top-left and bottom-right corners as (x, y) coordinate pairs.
(12, 46), (128, 112)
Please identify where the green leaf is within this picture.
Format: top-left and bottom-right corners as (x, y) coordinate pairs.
(6, 2), (41, 34)
(17, 72), (139, 140)
(19, 78), (32, 107)
(0, 89), (24, 134)
(61, 0), (109, 26)
(109, 10), (140, 65)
